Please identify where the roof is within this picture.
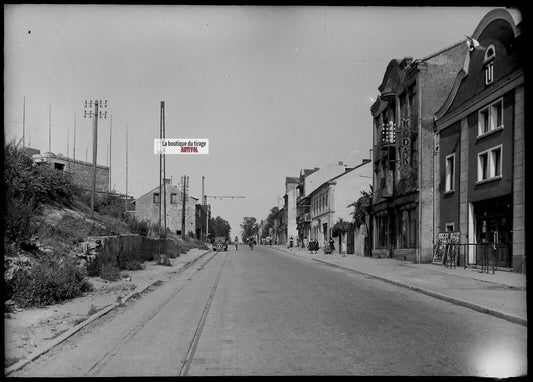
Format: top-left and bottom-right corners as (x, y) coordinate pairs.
(285, 176), (299, 184)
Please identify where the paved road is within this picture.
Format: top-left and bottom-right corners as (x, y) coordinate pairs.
(11, 245), (527, 377)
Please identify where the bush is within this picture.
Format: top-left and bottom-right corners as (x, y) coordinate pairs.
(123, 260), (144, 271)
(7, 256), (93, 308)
(4, 195), (35, 243)
(126, 216), (150, 236)
(99, 263), (121, 281)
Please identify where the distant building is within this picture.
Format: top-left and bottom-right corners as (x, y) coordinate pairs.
(195, 204), (209, 241)
(434, 9), (524, 272)
(273, 207), (286, 245)
(133, 178), (197, 236)
(309, 160), (372, 253)
(296, 168), (319, 244)
(284, 176), (299, 244)
(33, 152), (110, 193)
(296, 162), (348, 244)
(370, 40), (468, 263)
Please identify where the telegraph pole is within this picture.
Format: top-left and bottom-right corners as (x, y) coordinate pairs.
(158, 102), (169, 265)
(84, 99), (108, 219)
(73, 114), (76, 174)
(181, 175), (189, 240)
(109, 115), (112, 193)
(125, 124), (128, 211)
(48, 105), (51, 152)
(22, 97), (26, 148)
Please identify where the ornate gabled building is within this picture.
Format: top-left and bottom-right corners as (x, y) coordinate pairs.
(434, 8), (524, 272)
(370, 41), (468, 263)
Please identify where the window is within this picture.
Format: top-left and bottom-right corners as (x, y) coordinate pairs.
(376, 214), (388, 249)
(445, 153), (455, 192)
(153, 193), (160, 204)
(484, 61), (494, 85)
(171, 193), (177, 204)
(484, 45), (496, 62)
(478, 99), (503, 136)
(445, 223), (455, 232)
(477, 146), (503, 182)
(399, 208), (417, 248)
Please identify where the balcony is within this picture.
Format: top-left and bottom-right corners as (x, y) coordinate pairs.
(380, 122), (396, 150)
(297, 213), (312, 224)
(378, 173), (394, 198)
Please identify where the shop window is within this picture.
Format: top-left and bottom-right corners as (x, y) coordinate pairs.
(398, 208), (417, 249)
(477, 145), (502, 183)
(478, 98), (503, 137)
(445, 153), (455, 193)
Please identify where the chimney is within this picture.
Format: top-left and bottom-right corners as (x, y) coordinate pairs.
(164, 178), (171, 185)
(314, 167), (319, 170)
(338, 161), (344, 166)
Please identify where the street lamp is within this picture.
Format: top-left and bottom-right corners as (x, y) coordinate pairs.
(84, 99), (108, 219)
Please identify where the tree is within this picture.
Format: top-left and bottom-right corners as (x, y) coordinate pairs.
(348, 188), (373, 228)
(240, 216), (259, 241)
(260, 206), (279, 239)
(208, 216), (231, 239)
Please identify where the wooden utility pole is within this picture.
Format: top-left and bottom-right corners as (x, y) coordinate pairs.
(158, 102), (169, 265)
(73, 114), (76, 173)
(84, 99), (108, 219)
(181, 175), (189, 240)
(22, 97), (26, 148)
(48, 105), (51, 152)
(109, 115), (112, 193)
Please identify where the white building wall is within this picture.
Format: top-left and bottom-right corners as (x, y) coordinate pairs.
(304, 163), (347, 196)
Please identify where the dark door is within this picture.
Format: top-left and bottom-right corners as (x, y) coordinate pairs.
(347, 229), (354, 254)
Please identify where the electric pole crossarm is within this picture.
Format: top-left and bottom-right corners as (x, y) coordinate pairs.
(205, 195), (246, 199)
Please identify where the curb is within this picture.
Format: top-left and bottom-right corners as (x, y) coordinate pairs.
(5, 249), (212, 376)
(271, 246), (527, 327)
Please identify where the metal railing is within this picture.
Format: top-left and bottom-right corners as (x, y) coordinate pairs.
(443, 243), (511, 274)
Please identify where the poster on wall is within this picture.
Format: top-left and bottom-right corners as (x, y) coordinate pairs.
(444, 231), (461, 266)
(433, 232), (449, 264)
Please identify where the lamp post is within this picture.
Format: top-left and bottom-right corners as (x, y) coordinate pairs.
(84, 99), (108, 219)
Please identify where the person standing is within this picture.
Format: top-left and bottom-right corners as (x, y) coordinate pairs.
(289, 236), (294, 250)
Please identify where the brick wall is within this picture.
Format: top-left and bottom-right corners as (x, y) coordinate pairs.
(67, 159), (109, 193)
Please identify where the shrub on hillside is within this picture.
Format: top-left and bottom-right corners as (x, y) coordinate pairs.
(99, 263), (121, 282)
(7, 255), (93, 308)
(4, 141), (84, 244)
(125, 216), (150, 236)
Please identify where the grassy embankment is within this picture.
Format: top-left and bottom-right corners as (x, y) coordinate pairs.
(4, 141), (207, 310)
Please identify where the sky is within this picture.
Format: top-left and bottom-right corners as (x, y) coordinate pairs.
(4, 5), (499, 237)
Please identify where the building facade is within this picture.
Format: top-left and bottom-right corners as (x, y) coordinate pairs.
(434, 9), (524, 272)
(33, 152), (110, 193)
(296, 168), (318, 244)
(273, 207), (286, 245)
(309, 160), (372, 253)
(296, 162), (348, 244)
(284, 177), (299, 244)
(370, 41), (468, 263)
(134, 178), (197, 236)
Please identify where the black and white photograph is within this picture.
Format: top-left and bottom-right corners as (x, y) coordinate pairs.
(3, 4), (526, 377)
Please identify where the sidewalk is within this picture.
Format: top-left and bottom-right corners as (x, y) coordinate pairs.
(269, 245), (527, 326)
(5, 248), (211, 375)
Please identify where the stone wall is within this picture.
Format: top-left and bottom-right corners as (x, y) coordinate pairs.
(79, 234), (185, 270)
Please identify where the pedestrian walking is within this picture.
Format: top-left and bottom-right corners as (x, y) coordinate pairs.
(289, 236), (294, 250)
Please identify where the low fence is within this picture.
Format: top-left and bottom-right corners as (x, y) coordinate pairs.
(443, 243), (511, 274)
